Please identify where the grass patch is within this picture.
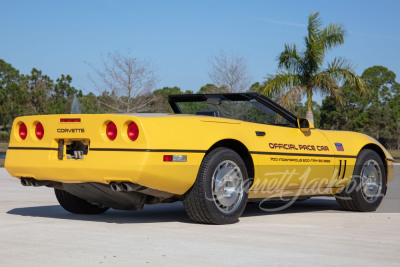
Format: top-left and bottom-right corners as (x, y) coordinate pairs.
(388, 150), (400, 157)
(0, 143), (8, 152)
(388, 150), (400, 163)
(0, 143), (8, 167)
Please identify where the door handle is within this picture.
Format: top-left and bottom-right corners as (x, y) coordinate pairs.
(255, 131), (266, 136)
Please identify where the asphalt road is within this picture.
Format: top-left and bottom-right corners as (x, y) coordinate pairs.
(0, 166), (399, 266)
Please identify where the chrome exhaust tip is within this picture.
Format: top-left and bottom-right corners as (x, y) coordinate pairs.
(20, 178), (60, 188)
(121, 183), (139, 192)
(110, 182), (124, 192)
(31, 180), (48, 187)
(21, 178), (33, 186)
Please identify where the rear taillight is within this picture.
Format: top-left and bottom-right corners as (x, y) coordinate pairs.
(163, 155), (187, 162)
(127, 122), (139, 141)
(163, 155), (173, 162)
(106, 122), (117, 140)
(60, 118), (81, 122)
(35, 122), (44, 140)
(19, 123), (27, 140)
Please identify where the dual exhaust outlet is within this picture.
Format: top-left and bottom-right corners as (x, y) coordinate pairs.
(21, 178), (55, 187)
(21, 178), (141, 193)
(110, 182), (142, 192)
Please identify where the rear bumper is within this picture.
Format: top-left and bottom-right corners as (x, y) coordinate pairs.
(5, 148), (204, 195)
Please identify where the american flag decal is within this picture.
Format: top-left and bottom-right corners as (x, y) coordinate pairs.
(335, 143), (344, 151)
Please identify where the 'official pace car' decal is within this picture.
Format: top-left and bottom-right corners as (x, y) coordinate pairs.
(269, 143), (330, 151)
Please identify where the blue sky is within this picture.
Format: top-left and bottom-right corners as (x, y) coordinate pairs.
(1, 0), (399, 102)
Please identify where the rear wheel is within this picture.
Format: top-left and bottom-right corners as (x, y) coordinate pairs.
(336, 149), (386, 211)
(55, 189), (109, 214)
(183, 148), (249, 224)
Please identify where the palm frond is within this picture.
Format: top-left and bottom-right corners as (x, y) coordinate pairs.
(304, 12), (325, 75)
(259, 71), (304, 98)
(321, 23), (345, 50)
(276, 86), (305, 111)
(308, 12), (322, 41)
(325, 57), (368, 93)
(277, 43), (304, 74)
(312, 73), (344, 104)
(303, 39), (324, 75)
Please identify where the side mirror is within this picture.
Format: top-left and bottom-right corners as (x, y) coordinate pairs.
(297, 118), (310, 133)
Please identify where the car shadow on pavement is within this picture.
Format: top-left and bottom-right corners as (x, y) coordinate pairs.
(7, 198), (343, 224)
(242, 198), (342, 218)
(7, 202), (192, 224)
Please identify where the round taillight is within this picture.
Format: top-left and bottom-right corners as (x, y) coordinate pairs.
(19, 123), (27, 140)
(35, 122), (44, 140)
(127, 122), (139, 141)
(106, 122), (117, 141)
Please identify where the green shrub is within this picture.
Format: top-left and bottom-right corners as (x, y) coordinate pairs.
(0, 132), (10, 142)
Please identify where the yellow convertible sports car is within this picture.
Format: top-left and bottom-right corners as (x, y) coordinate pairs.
(5, 93), (396, 224)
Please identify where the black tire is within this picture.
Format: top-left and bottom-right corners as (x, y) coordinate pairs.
(183, 148), (249, 224)
(336, 149), (387, 212)
(295, 196), (311, 202)
(54, 189), (109, 214)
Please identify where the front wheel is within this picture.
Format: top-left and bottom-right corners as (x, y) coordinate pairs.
(335, 149), (386, 211)
(183, 148), (249, 224)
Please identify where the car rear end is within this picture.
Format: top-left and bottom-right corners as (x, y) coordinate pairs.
(5, 114), (202, 195)
(5, 114), (147, 181)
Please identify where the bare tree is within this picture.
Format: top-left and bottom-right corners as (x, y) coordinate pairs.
(209, 51), (251, 93)
(88, 50), (157, 113)
(208, 51), (252, 118)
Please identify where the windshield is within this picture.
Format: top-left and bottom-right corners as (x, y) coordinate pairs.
(175, 97), (295, 127)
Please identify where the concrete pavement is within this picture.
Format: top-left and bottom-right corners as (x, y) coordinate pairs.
(0, 167), (399, 266)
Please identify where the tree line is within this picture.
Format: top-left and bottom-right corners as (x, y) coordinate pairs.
(0, 12), (399, 149)
(0, 56), (399, 149)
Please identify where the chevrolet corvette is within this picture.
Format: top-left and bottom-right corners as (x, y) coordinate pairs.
(5, 93), (396, 224)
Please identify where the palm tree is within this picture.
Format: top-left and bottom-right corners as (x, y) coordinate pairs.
(260, 12), (367, 124)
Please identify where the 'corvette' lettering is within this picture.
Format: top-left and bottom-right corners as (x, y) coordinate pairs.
(57, 128), (85, 133)
(269, 143), (329, 152)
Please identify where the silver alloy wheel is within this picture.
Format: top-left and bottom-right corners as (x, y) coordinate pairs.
(211, 160), (244, 214)
(360, 159), (383, 203)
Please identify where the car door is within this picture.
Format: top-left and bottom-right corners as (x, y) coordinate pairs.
(254, 123), (336, 190)
(247, 109), (336, 198)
